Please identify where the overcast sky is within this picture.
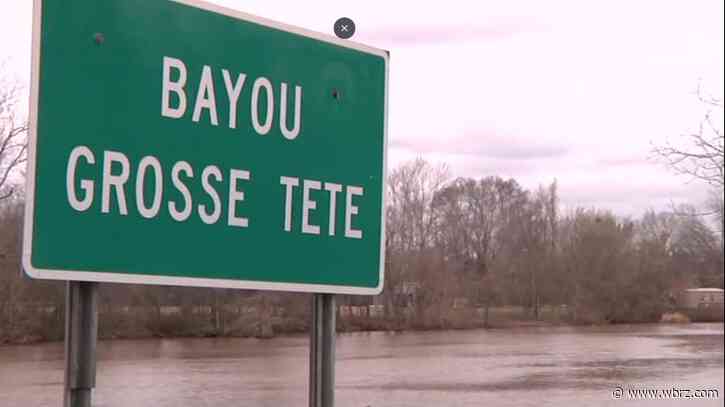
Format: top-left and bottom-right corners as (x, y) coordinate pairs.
(2, 0), (723, 217)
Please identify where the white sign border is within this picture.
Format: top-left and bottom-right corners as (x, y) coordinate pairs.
(22, 0), (388, 295)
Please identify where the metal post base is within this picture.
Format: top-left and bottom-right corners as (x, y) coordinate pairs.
(64, 281), (98, 407)
(309, 293), (336, 407)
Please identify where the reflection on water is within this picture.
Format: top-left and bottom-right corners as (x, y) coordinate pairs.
(0, 323), (722, 406)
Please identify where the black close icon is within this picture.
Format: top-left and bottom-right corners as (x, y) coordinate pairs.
(334, 17), (355, 39)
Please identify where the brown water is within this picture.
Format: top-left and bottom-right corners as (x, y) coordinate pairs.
(0, 323), (722, 407)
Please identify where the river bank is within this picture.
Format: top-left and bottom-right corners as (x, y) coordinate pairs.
(0, 303), (590, 345)
(3, 306), (716, 347)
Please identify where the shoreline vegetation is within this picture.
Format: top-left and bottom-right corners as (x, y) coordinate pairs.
(2, 158), (724, 347)
(2, 302), (721, 346)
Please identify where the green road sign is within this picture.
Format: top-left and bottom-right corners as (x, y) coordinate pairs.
(23, 0), (388, 294)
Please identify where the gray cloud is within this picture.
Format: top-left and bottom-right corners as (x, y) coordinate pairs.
(594, 156), (651, 168)
(387, 140), (711, 218)
(558, 181), (710, 217)
(390, 130), (570, 161)
(562, 182), (704, 204)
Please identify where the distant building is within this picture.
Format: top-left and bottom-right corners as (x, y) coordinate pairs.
(678, 288), (724, 322)
(680, 288), (724, 309)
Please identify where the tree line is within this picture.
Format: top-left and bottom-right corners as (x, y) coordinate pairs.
(380, 158), (723, 328)
(2, 156), (723, 343)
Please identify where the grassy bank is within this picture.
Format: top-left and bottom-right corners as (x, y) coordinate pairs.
(2, 304), (662, 346)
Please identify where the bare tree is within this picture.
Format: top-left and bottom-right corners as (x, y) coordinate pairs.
(652, 86), (723, 189)
(706, 190), (724, 242)
(669, 204), (724, 288)
(562, 210), (638, 322)
(521, 181), (560, 319)
(0, 202), (23, 334)
(385, 158), (450, 322)
(387, 157), (450, 253)
(0, 78), (27, 201)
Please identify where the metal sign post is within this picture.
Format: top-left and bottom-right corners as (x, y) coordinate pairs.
(309, 293), (336, 407)
(63, 281), (98, 407)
